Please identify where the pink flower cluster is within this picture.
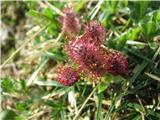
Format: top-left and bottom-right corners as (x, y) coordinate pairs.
(67, 35), (109, 77)
(60, 7), (80, 40)
(57, 7), (128, 86)
(67, 20), (128, 77)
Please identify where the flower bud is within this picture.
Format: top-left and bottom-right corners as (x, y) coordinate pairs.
(57, 67), (80, 86)
(107, 52), (128, 75)
(67, 37), (108, 77)
(60, 7), (80, 40)
(84, 20), (106, 45)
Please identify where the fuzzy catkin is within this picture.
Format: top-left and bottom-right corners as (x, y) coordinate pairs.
(57, 67), (80, 86)
(60, 7), (80, 40)
(84, 20), (106, 46)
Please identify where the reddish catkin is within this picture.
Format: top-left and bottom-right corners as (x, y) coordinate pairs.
(57, 67), (80, 86)
(60, 7), (80, 40)
(84, 20), (106, 46)
(67, 37), (109, 77)
(107, 52), (128, 76)
(66, 20), (128, 77)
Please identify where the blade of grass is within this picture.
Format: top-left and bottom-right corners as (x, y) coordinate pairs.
(135, 94), (146, 120)
(145, 73), (160, 82)
(61, 110), (65, 120)
(35, 80), (63, 87)
(126, 40), (147, 46)
(130, 60), (148, 82)
(27, 58), (48, 86)
(68, 88), (78, 113)
(73, 86), (97, 120)
(96, 93), (102, 120)
(124, 48), (152, 63)
(43, 0), (64, 16)
(152, 47), (160, 60)
(104, 94), (117, 120)
(89, 0), (104, 20)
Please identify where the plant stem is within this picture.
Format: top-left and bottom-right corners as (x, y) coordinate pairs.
(73, 86), (97, 120)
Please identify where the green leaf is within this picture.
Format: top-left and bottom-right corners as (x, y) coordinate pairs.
(98, 74), (112, 93)
(153, 10), (160, 22)
(127, 27), (141, 40)
(28, 10), (41, 17)
(20, 80), (27, 92)
(132, 115), (141, 120)
(27, 9), (58, 23)
(109, 1), (118, 13)
(52, 110), (59, 120)
(98, 81), (110, 93)
(117, 33), (127, 50)
(148, 41), (157, 50)
(130, 61), (149, 82)
(139, 1), (149, 19)
(148, 22), (156, 35)
(42, 8), (54, 19)
(2, 77), (16, 92)
(127, 103), (144, 113)
(55, 87), (72, 95)
(44, 51), (66, 62)
(15, 102), (28, 111)
(129, 1), (149, 22)
(117, 26), (142, 50)
(15, 116), (25, 120)
(75, 0), (87, 12)
(27, 1), (37, 10)
(43, 100), (66, 110)
(0, 110), (16, 120)
(146, 109), (160, 119)
(140, 21), (158, 49)
(113, 75), (125, 82)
